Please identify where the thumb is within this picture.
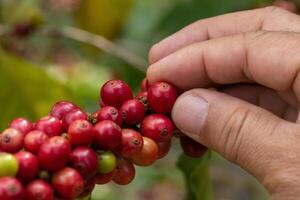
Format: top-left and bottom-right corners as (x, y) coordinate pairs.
(172, 88), (300, 193)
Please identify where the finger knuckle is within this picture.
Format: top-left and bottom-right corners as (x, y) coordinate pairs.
(220, 106), (252, 163)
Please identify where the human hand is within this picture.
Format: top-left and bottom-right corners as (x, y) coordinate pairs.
(147, 6), (300, 200)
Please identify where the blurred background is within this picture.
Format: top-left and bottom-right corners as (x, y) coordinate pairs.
(0, 0), (299, 199)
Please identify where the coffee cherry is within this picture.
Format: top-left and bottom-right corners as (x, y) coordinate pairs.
(96, 106), (122, 126)
(14, 151), (39, 182)
(0, 128), (24, 153)
(38, 136), (71, 172)
(97, 151), (117, 174)
(25, 180), (54, 200)
(50, 101), (78, 120)
(52, 167), (84, 199)
(13, 22), (34, 38)
(180, 136), (207, 158)
(100, 80), (133, 109)
(157, 140), (171, 159)
(69, 146), (98, 178)
(62, 109), (87, 131)
(94, 120), (122, 150)
(141, 114), (174, 142)
(120, 99), (145, 125)
(24, 130), (48, 154)
(113, 159), (135, 185)
(0, 177), (24, 200)
(9, 118), (33, 135)
(79, 177), (96, 198)
(115, 129), (143, 157)
(95, 170), (116, 185)
(132, 137), (158, 166)
(148, 81), (178, 114)
(141, 78), (149, 92)
(68, 120), (95, 146)
(0, 153), (19, 177)
(36, 116), (63, 137)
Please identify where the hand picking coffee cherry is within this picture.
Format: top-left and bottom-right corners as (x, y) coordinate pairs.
(0, 78), (208, 200)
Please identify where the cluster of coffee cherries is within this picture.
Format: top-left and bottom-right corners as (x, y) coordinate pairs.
(0, 79), (207, 200)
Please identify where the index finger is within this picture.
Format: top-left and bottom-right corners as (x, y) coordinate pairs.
(149, 6), (300, 64)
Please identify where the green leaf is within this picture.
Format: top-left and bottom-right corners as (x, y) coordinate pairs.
(177, 151), (213, 200)
(0, 49), (73, 130)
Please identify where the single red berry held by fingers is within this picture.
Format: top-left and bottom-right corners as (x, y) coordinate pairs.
(52, 167), (84, 199)
(180, 136), (208, 158)
(115, 129), (143, 157)
(0, 177), (24, 200)
(24, 130), (48, 154)
(14, 151), (39, 182)
(35, 116), (63, 137)
(132, 137), (158, 166)
(0, 128), (24, 153)
(68, 120), (95, 146)
(95, 170), (116, 185)
(50, 100), (78, 120)
(25, 180), (54, 200)
(100, 80), (133, 109)
(62, 109), (87, 131)
(120, 99), (145, 125)
(96, 106), (122, 126)
(38, 136), (71, 172)
(148, 81), (178, 114)
(9, 118), (33, 135)
(69, 146), (99, 178)
(141, 114), (174, 142)
(141, 78), (149, 92)
(113, 159), (135, 185)
(94, 120), (122, 150)
(156, 140), (171, 159)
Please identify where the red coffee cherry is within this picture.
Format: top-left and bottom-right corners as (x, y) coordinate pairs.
(141, 114), (174, 142)
(0, 177), (24, 200)
(9, 118), (33, 135)
(94, 120), (122, 150)
(25, 180), (54, 200)
(141, 78), (149, 92)
(148, 81), (178, 114)
(24, 130), (48, 154)
(35, 116), (63, 137)
(50, 101), (78, 120)
(69, 146), (99, 178)
(180, 136), (207, 158)
(95, 170), (116, 185)
(113, 159), (135, 185)
(100, 80), (133, 109)
(62, 109), (87, 131)
(96, 106), (122, 126)
(0, 128), (24, 153)
(14, 151), (39, 182)
(38, 136), (71, 172)
(157, 140), (171, 159)
(68, 120), (95, 146)
(120, 99), (145, 125)
(52, 167), (84, 199)
(115, 129), (143, 157)
(78, 177), (96, 198)
(132, 137), (158, 166)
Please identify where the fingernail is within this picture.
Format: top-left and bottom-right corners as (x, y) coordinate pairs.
(172, 94), (209, 139)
